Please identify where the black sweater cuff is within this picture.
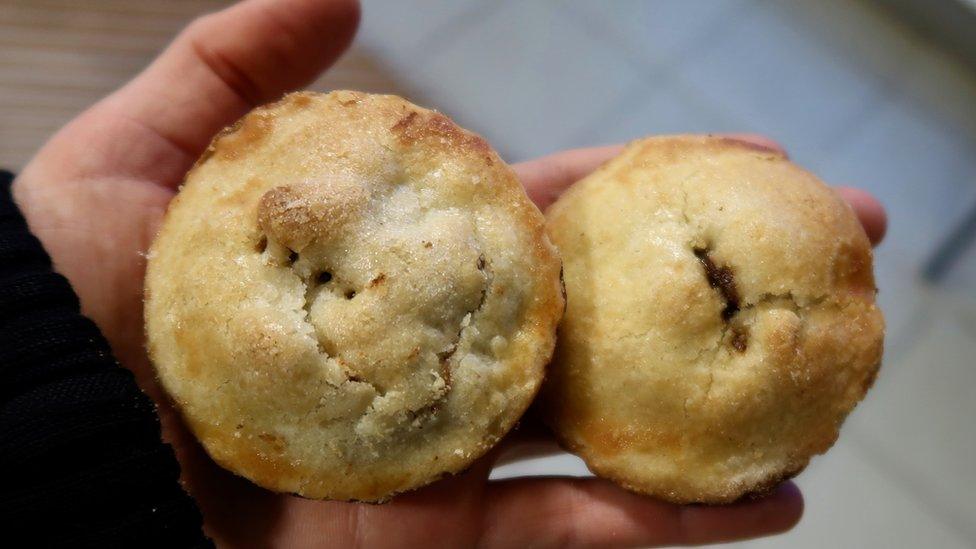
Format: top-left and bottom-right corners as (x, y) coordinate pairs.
(0, 171), (211, 547)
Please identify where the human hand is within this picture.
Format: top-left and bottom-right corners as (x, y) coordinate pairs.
(10, 0), (885, 546)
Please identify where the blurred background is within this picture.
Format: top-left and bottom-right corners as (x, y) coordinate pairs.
(2, 0), (974, 547)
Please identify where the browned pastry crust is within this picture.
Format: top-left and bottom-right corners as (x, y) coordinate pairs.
(145, 91), (563, 501)
(543, 135), (884, 503)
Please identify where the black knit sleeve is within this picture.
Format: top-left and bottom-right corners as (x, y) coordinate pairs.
(0, 171), (211, 548)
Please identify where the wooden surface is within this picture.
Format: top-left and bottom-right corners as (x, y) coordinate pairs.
(0, 0), (405, 170)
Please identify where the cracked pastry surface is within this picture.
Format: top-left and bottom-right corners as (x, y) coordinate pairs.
(144, 91), (563, 501)
(543, 135), (884, 503)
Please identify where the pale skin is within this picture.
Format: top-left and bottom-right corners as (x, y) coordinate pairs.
(11, 0), (887, 547)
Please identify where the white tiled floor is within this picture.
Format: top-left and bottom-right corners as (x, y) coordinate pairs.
(377, 0), (648, 160)
(670, 7), (883, 160)
(355, 0), (976, 546)
(742, 441), (973, 549)
(846, 291), (976, 543)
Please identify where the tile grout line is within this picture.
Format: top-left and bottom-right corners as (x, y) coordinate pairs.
(587, 0), (756, 130)
(668, 0), (758, 68)
(846, 431), (976, 545)
(761, 0), (909, 86)
(760, 0), (902, 158)
(359, 0), (515, 158)
(556, 2), (751, 149)
(846, 287), (976, 544)
(768, 0), (976, 153)
(407, 0), (514, 66)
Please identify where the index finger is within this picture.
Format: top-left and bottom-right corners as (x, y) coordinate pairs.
(516, 144), (625, 210)
(480, 476), (803, 548)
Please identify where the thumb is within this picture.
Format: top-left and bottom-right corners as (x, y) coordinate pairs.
(120, 0), (360, 157)
(31, 0), (360, 186)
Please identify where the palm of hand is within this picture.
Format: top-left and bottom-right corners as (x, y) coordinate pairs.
(10, 1), (892, 547)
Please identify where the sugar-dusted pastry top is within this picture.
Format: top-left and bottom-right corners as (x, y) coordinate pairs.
(145, 91), (563, 501)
